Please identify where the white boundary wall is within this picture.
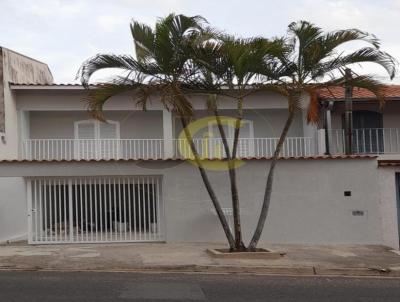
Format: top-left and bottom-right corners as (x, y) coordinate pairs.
(0, 158), (394, 247)
(378, 166), (400, 249)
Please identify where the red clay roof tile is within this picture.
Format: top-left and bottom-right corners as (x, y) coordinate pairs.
(318, 85), (400, 100)
(0, 155), (376, 164)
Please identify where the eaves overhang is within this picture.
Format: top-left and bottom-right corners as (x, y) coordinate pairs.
(0, 155), (377, 177)
(320, 97), (400, 103)
(9, 83), (94, 90)
(0, 154), (377, 164)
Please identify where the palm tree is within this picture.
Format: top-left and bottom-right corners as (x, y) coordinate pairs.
(248, 20), (397, 250)
(78, 16), (396, 252)
(192, 36), (286, 250)
(77, 14), (236, 249)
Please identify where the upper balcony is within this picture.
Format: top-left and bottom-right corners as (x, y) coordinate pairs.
(325, 101), (400, 157)
(11, 84), (400, 161)
(329, 128), (400, 155)
(16, 108), (400, 161)
(20, 136), (316, 160)
(18, 109), (319, 161)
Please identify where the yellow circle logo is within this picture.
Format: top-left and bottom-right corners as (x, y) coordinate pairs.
(177, 116), (246, 171)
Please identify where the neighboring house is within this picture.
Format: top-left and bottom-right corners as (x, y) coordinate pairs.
(0, 49), (399, 249)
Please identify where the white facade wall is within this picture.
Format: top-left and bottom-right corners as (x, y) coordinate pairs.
(0, 158), (387, 246)
(164, 159), (382, 244)
(28, 109), (306, 141)
(0, 177), (27, 242)
(29, 110), (163, 140)
(14, 89), (293, 112)
(378, 167), (400, 249)
(173, 109), (306, 139)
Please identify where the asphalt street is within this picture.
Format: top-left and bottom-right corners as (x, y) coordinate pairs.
(0, 271), (400, 301)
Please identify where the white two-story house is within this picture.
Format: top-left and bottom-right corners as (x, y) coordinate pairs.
(1, 47), (400, 249)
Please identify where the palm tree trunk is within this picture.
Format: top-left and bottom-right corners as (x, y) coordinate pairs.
(214, 109), (246, 251)
(213, 109), (231, 159)
(248, 97), (297, 251)
(179, 116), (236, 249)
(231, 98), (243, 159)
(172, 84), (235, 248)
(229, 97), (246, 250)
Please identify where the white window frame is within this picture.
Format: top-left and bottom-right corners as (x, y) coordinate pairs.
(207, 119), (254, 157)
(74, 119), (120, 140)
(207, 119), (254, 139)
(73, 119), (121, 159)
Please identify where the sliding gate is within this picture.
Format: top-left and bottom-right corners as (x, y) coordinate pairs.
(27, 176), (164, 244)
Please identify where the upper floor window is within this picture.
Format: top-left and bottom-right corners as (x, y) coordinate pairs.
(207, 119), (255, 157)
(207, 119), (254, 139)
(74, 119), (121, 159)
(74, 119), (120, 140)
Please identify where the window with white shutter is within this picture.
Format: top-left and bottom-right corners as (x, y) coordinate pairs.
(74, 120), (120, 159)
(207, 119), (254, 157)
(75, 121), (96, 139)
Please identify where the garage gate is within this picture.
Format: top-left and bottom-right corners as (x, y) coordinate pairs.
(27, 176), (164, 244)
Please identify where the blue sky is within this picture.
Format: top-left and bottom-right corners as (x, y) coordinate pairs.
(1, 0), (399, 83)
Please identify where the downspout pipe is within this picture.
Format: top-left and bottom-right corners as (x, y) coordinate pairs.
(344, 68), (353, 155)
(324, 101), (334, 155)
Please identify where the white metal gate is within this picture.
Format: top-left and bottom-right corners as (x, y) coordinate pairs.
(27, 176), (164, 244)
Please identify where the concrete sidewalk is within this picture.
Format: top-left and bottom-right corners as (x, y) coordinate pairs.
(1, 242), (400, 277)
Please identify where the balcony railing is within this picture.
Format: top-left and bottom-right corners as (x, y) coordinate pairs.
(328, 128), (400, 154)
(21, 139), (165, 160)
(21, 137), (314, 161)
(174, 137), (314, 159)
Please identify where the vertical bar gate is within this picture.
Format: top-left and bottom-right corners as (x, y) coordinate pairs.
(27, 176), (164, 244)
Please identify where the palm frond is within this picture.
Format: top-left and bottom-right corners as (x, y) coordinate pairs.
(331, 47), (396, 79)
(78, 54), (143, 87)
(323, 28), (380, 50)
(85, 81), (139, 121)
(288, 21), (323, 48)
(302, 29), (381, 75)
(130, 21), (155, 61)
(285, 20), (396, 84)
(303, 86), (319, 124)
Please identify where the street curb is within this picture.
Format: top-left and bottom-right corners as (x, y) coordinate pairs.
(314, 267), (398, 277)
(0, 264), (399, 277)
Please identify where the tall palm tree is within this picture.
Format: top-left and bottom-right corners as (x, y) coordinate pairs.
(192, 36), (286, 250)
(77, 14), (236, 249)
(248, 20), (397, 250)
(78, 16), (396, 252)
